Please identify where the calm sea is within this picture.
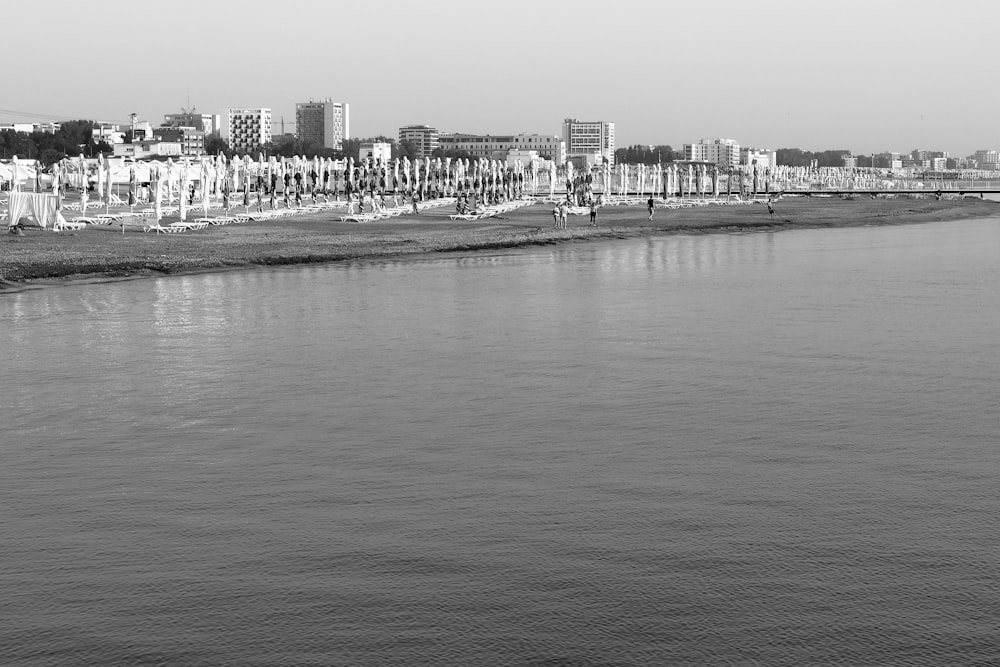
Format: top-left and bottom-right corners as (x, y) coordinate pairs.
(2, 218), (999, 666)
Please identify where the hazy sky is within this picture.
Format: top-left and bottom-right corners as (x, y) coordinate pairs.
(5, 0), (997, 156)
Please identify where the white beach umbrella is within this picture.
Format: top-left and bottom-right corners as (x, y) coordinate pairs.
(179, 158), (189, 221)
(77, 154), (88, 214)
(150, 164), (161, 221)
(95, 153), (105, 203)
(201, 158), (211, 215)
(103, 156), (113, 208)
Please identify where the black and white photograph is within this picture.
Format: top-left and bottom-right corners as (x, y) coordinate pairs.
(2, 0), (999, 664)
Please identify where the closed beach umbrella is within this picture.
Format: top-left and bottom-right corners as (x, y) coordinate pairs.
(151, 164), (162, 221)
(128, 166), (136, 209)
(78, 154), (88, 214)
(201, 158), (211, 216)
(51, 160), (62, 209)
(96, 154), (104, 203)
(103, 157), (112, 208)
(179, 158), (189, 221)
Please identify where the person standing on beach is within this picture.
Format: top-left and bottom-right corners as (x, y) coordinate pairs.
(558, 201), (568, 229)
(412, 192), (419, 215)
(552, 204), (560, 228)
(767, 200), (775, 218)
(647, 196), (655, 221)
(589, 198), (598, 227)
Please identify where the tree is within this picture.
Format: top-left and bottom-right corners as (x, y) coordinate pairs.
(613, 144), (674, 164)
(205, 135), (230, 156)
(431, 147), (471, 160)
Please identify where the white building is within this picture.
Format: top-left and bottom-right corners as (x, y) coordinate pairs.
(562, 118), (615, 165)
(113, 141), (183, 159)
(398, 125), (439, 159)
(296, 100), (349, 150)
(359, 142), (392, 163)
(684, 138), (740, 167)
(0, 123), (60, 134)
(438, 133), (565, 163)
(222, 108), (272, 154)
(740, 148), (777, 169)
(93, 124), (125, 145)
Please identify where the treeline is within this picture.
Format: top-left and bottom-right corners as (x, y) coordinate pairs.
(774, 148), (850, 167)
(0, 120), (112, 164)
(614, 145), (676, 164)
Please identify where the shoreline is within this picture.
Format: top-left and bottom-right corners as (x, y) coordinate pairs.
(2, 197), (997, 292)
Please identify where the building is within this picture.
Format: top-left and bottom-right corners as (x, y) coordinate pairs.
(93, 124), (125, 145)
(842, 154), (858, 170)
(740, 148), (777, 169)
(163, 110), (219, 135)
(437, 133), (565, 163)
(359, 142), (392, 163)
(561, 118), (615, 165)
(398, 125), (439, 159)
(0, 123), (60, 134)
(684, 138), (740, 167)
(113, 141), (183, 159)
(295, 100), (349, 150)
(222, 108), (272, 154)
(153, 127), (206, 156)
(974, 149), (999, 169)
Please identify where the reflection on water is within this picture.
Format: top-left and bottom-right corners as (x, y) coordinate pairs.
(2, 219), (1000, 666)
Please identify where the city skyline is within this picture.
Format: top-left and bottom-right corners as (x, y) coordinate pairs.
(4, 0), (997, 157)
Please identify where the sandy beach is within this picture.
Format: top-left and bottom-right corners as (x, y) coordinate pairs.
(1, 196), (996, 290)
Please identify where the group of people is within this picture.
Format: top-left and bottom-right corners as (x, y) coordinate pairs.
(551, 195), (602, 230)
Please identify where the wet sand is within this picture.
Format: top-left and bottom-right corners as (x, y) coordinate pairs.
(2, 196), (997, 290)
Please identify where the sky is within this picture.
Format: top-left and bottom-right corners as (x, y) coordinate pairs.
(4, 0), (998, 156)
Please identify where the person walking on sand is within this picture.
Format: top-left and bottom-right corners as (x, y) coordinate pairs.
(767, 199), (775, 218)
(647, 196), (655, 221)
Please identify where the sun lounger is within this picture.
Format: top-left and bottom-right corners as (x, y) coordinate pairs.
(143, 221), (185, 233)
(54, 218), (88, 232)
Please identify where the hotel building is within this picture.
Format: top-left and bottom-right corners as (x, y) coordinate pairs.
(437, 133), (565, 163)
(222, 108), (272, 154)
(295, 100), (349, 150)
(163, 110), (219, 135)
(398, 125), (440, 159)
(684, 138), (741, 167)
(740, 148), (777, 169)
(562, 118), (615, 165)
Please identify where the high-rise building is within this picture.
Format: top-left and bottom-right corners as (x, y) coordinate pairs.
(222, 108), (272, 154)
(437, 133), (565, 163)
(163, 109), (219, 135)
(295, 100), (349, 150)
(683, 138), (740, 167)
(398, 125), (439, 159)
(562, 118), (615, 165)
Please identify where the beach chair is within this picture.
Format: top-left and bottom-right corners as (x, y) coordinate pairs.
(53, 217), (88, 232)
(143, 220), (185, 234)
(340, 213), (376, 223)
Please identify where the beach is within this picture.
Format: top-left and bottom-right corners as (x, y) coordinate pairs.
(1, 196), (996, 290)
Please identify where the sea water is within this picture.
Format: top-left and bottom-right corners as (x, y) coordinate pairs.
(2, 218), (999, 665)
